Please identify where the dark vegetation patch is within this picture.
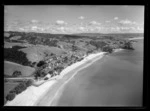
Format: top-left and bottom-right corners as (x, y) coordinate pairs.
(4, 46), (32, 66)
(5, 80), (33, 102)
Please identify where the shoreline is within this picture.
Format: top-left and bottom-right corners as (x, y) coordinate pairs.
(5, 52), (106, 106)
(113, 48), (123, 53)
(49, 49), (123, 106)
(47, 52), (106, 106)
(128, 37), (144, 40)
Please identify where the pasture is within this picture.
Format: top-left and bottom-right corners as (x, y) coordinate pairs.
(20, 45), (67, 62)
(4, 61), (35, 77)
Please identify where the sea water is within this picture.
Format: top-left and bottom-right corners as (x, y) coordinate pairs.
(56, 39), (143, 106)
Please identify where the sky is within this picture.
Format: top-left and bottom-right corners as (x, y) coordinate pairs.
(4, 5), (144, 34)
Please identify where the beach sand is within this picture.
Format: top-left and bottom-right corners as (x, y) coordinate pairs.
(49, 53), (106, 106)
(36, 52), (106, 106)
(5, 52), (106, 106)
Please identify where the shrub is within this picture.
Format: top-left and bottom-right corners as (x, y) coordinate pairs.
(102, 46), (113, 53)
(44, 77), (49, 80)
(89, 40), (107, 50)
(31, 62), (37, 67)
(122, 41), (134, 50)
(25, 80), (33, 87)
(14, 82), (27, 94)
(9, 89), (16, 94)
(6, 92), (16, 101)
(37, 61), (46, 67)
(12, 71), (22, 77)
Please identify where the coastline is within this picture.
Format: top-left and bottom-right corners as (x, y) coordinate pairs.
(46, 52), (106, 106)
(113, 48), (123, 53)
(128, 37), (144, 40)
(5, 52), (106, 106)
(49, 49), (124, 106)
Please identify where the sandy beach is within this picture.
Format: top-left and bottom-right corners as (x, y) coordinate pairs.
(5, 52), (106, 106)
(48, 52), (106, 106)
(113, 48), (123, 53)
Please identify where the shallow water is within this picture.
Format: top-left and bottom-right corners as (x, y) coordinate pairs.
(56, 39), (143, 106)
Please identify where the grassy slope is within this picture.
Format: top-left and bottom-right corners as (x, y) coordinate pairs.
(20, 45), (67, 62)
(4, 61), (35, 77)
(4, 42), (32, 48)
(73, 33), (143, 37)
(4, 82), (19, 104)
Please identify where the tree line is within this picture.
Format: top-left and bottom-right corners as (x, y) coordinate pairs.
(5, 80), (33, 101)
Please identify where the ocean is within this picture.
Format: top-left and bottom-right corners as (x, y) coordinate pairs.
(55, 38), (143, 106)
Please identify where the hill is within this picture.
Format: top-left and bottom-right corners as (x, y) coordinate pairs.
(73, 33), (144, 38)
(4, 61), (35, 77)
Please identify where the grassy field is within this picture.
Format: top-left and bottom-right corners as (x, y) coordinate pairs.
(20, 45), (67, 62)
(4, 61), (35, 77)
(10, 36), (21, 40)
(4, 42), (32, 48)
(4, 82), (19, 104)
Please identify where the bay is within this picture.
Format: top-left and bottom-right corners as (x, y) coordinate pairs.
(56, 38), (143, 106)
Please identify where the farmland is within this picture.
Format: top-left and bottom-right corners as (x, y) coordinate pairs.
(20, 45), (67, 63)
(4, 61), (35, 77)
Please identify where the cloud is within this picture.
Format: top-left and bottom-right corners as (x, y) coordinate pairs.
(78, 26), (86, 32)
(6, 17), (143, 34)
(114, 17), (119, 20)
(19, 28), (25, 31)
(89, 21), (101, 25)
(105, 20), (111, 23)
(119, 26), (144, 33)
(59, 27), (65, 31)
(31, 20), (38, 23)
(56, 20), (67, 25)
(119, 26), (133, 30)
(78, 16), (85, 20)
(136, 26), (144, 31)
(31, 26), (38, 30)
(119, 19), (136, 25)
(55, 26), (69, 33)
(110, 26), (120, 32)
(38, 27), (45, 32)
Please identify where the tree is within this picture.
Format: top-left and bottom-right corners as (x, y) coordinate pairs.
(48, 70), (53, 74)
(89, 40), (107, 50)
(72, 45), (78, 52)
(6, 92), (16, 101)
(63, 56), (68, 63)
(37, 60), (46, 67)
(14, 82), (27, 94)
(40, 71), (47, 77)
(44, 77), (49, 80)
(54, 66), (64, 74)
(102, 46), (113, 53)
(87, 50), (93, 55)
(12, 71), (22, 77)
(31, 62), (37, 67)
(123, 41), (134, 50)
(25, 80), (33, 87)
(4, 47), (31, 66)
